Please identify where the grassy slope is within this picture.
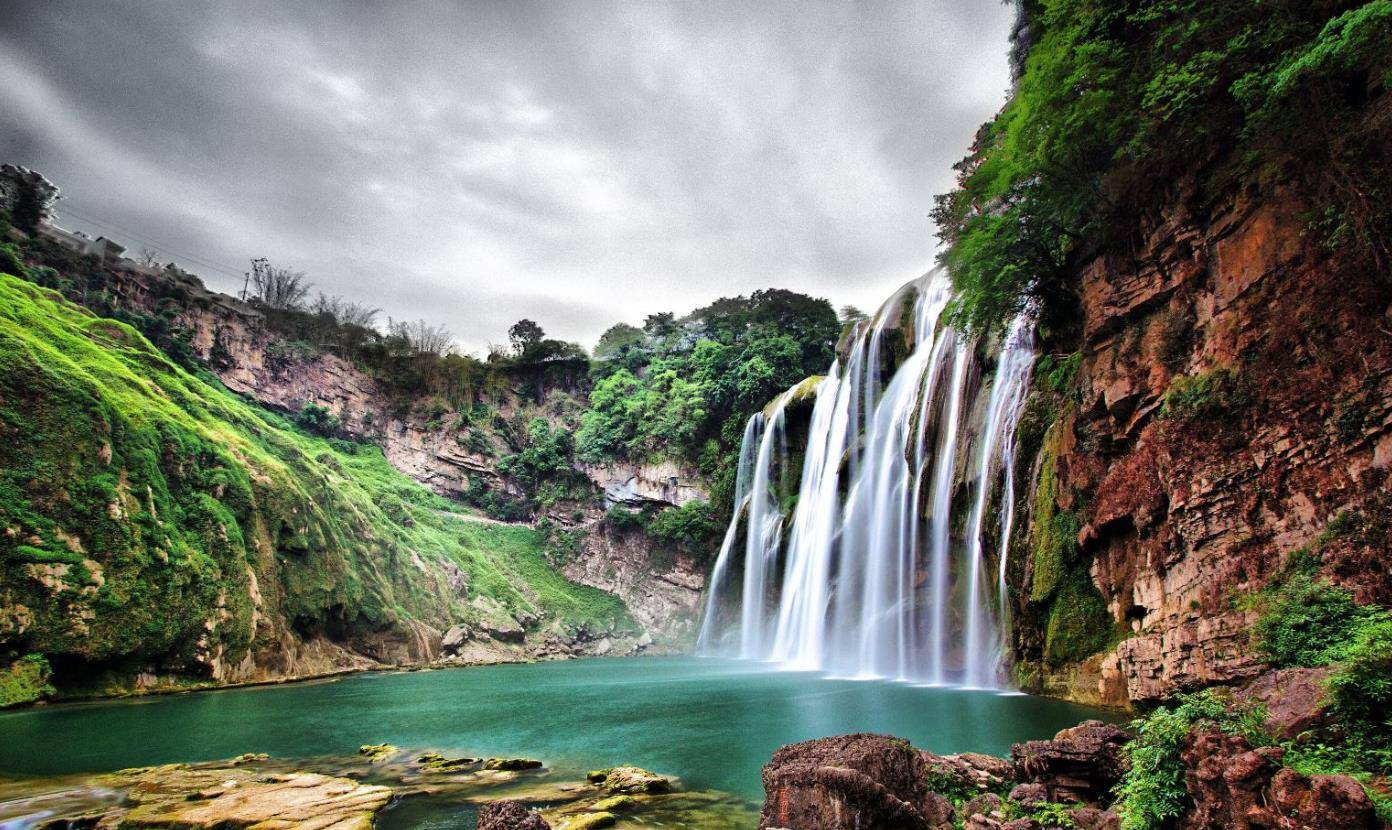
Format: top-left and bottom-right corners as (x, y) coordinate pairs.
(0, 273), (628, 702)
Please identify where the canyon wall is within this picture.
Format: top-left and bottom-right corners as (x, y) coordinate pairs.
(1012, 178), (1392, 706)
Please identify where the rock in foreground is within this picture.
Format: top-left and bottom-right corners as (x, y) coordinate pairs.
(101, 764), (390, 829)
(759, 733), (948, 830)
(478, 799), (552, 830)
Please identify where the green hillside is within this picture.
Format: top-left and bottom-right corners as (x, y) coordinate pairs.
(0, 273), (629, 705)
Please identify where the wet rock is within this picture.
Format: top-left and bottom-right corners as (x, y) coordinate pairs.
(484, 757), (544, 771)
(962, 792), (1003, 826)
(113, 767), (391, 829)
(1010, 721), (1131, 803)
(921, 750), (1013, 796)
(1067, 806), (1119, 830)
(357, 743), (397, 762)
(417, 751), (479, 771)
(556, 811), (617, 829)
(478, 800), (551, 830)
(587, 766), (671, 794)
(589, 795), (636, 812)
(759, 733), (949, 830)
(1008, 782), (1048, 806)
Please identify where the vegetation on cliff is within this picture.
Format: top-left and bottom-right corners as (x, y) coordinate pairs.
(0, 272), (629, 702)
(934, 0), (1392, 333)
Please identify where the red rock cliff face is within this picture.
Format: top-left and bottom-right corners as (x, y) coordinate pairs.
(1028, 180), (1392, 706)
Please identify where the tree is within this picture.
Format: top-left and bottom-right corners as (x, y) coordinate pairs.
(387, 318), (453, 355)
(138, 247), (160, 268)
(0, 165), (60, 234)
(509, 318), (545, 357)
(312, 293), (379, 329)
(840, 305), (868, 324)
(245, 258), (311, 309)
(594, 323), (646, 360)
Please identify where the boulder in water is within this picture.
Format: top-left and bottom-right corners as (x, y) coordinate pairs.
(484, 757), (544, 771)
(586, 766), (672, 794)
(358, 743), (397, 762)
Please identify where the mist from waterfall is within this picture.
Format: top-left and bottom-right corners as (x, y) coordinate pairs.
(697, 270), (1036, 687)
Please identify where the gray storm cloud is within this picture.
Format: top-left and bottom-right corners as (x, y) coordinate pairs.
(0, 0), (1015, 352)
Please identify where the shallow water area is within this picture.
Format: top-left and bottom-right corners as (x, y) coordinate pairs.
(0, 656), (1115, 827)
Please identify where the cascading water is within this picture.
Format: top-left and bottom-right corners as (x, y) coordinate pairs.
(697, 270), (1037, 687)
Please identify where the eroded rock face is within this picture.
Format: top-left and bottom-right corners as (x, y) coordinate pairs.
(759, 734), (950, 830)
(1025, 179), (1392, 704)
(1010, 721), (1131, 804)
(1182, 729), (1379, 830)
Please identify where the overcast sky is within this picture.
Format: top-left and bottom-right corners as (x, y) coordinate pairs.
(0, 1), (1016, 353)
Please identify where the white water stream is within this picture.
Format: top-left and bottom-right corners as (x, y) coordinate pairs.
(698, 271), (1036, 687)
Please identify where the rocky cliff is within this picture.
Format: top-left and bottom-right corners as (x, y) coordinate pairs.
(1010, 175), (1392, 707)
(78, 264), (710, 655)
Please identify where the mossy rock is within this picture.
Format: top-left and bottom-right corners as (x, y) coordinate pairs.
(358, 744), (397, 762)
(483, 757), (543, 771)
(590, 795), (636, 812)
(417, 752), (479, 771)
(586, 766), (671, 794)
(559, 813), (617, 830)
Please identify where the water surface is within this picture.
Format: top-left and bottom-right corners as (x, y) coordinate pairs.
(0, 656), (1112, 802)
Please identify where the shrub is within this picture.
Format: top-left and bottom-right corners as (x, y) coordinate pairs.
(1326, 616), (1392, 772)
(1252, 574), (1381, 667)
(0, 654), (53, 708)
(294, 402), (340, 437)
(647, 500), (721, 556)
(604, 505), (647, 531)
(1160, 368), (1247, 420)
(1113, 690), (1269, 830)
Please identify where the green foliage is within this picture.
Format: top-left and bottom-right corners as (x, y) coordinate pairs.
(579, 290), (837, 488)
(1005, 800), (1078, 828)
(935, 1), (1392, 331)
(1159, 368), (1247, 420)
(0, 654), (52, 708)
(0, 273), (628, 691)
(647, 500), (721, 557)
(1251, 574), (1383, 667)
(1114, 690), (1271, 830)
(1044, 574), (1116, 667)
(1030, 426), (1075, 603)
(1326, 616), (1392, 772)
(294, 402), (340, 437)
(603, 505), (647, 532)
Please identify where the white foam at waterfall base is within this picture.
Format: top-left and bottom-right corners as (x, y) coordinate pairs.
(696, 269), (1037, 689)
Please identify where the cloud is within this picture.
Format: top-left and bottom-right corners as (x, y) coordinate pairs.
(0, 0), (1015, 352)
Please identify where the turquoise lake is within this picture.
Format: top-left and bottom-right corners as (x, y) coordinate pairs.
(0, 656), (1115, 825)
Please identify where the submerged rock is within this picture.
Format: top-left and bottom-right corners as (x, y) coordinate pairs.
(589, 795), (636, 812)
(556, 812), (617, 829)
(586, 766), (672, 794)
(478, 799), (552, 830)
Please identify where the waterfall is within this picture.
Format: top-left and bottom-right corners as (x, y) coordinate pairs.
(697, 270), (1036, 687)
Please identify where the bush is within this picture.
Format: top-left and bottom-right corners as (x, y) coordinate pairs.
(1113, 690), (1269, 830)
(294, 403), (340, 437)
(647, 499), (720, 555)
(603, 505), (647, 532)
(1252, 574), (1381, 667)
(1160, 368), (1247, 420)
(0, 654), (53, 708)
(1326, 616), (1392, 772)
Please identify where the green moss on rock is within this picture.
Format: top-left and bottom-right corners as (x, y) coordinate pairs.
(0, 654), (53, 708)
